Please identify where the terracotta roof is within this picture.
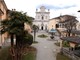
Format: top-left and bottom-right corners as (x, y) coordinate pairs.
(59, 18), (78, 23)
(59, 15), (78, 23)
(61, 36), (80, 44)
(50, 17), (61, 20)
(61, 15), (76, 18)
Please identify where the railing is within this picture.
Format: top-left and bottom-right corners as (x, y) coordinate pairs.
(62, 48), (80, 60)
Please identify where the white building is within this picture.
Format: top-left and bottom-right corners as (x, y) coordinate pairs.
(33, 6), (50, 30)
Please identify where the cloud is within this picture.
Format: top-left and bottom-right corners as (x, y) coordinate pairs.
(4, 0), (80, 22)
(37, 4), (76, 10)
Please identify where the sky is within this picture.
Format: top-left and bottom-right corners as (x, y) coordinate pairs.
(4, 0), (80, 21)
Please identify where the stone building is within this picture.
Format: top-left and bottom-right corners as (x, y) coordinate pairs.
(33, 6), (50, 30)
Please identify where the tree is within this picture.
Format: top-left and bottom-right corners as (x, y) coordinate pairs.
(1, 10), (33, 60)
(59, 15), (78, 37)
(22, 30), (33, 46)
(64, 16), (78, 36)
(32, 25), (38, 42)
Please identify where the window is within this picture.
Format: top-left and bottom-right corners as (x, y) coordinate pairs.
(38, 16), (40, 19)
(56, 24), (59, 28)
(42, 16), (44, 20)
(46, 16), (47, 19)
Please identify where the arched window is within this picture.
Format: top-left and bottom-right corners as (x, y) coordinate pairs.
(56, 24), (59, 28)
(42, 16), (44, 20)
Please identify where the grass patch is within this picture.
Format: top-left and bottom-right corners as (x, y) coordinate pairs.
(38, 34), (48, 38)
(22, 46), (36, 60)
(56, 53), (72, 60)
(0, 47), (11, 60)
(22, 51), (36, 60)
(62, 41), (70, 47)
(0, 46), (36, 60)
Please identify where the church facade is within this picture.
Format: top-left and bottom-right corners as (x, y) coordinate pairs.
(33, 6), (50, 30)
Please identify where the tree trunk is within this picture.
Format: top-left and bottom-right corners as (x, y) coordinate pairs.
(11, 34), (14, 47)
(16, 35), (22, 60)
(10, 34), (16, 60)
(16, 35), (19, 60)
(34, 31), (36, 42)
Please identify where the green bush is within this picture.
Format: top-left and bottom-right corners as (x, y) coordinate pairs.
(38, 34), (48, 38)
(23, 33), (33, 46)
(62, 41), (70, 47)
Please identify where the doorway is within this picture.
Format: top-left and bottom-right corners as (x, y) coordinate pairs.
(41, 26), (43, 30)
(56, 24), (59, 28)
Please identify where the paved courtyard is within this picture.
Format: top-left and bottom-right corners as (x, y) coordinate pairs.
(32, 31), (60, 60)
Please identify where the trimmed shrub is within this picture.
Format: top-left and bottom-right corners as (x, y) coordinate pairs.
(38, 34), (48, 38)
(23, 33), (33, 46)
(62, 41), (70, 47)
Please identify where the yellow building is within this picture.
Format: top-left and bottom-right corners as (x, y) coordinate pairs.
(24, 23), (32, 33)
(0, 0), (8, 46)
(48, 17), (60, 31)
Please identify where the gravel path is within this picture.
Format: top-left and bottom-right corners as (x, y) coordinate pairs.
(32, 31), (60, 60)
